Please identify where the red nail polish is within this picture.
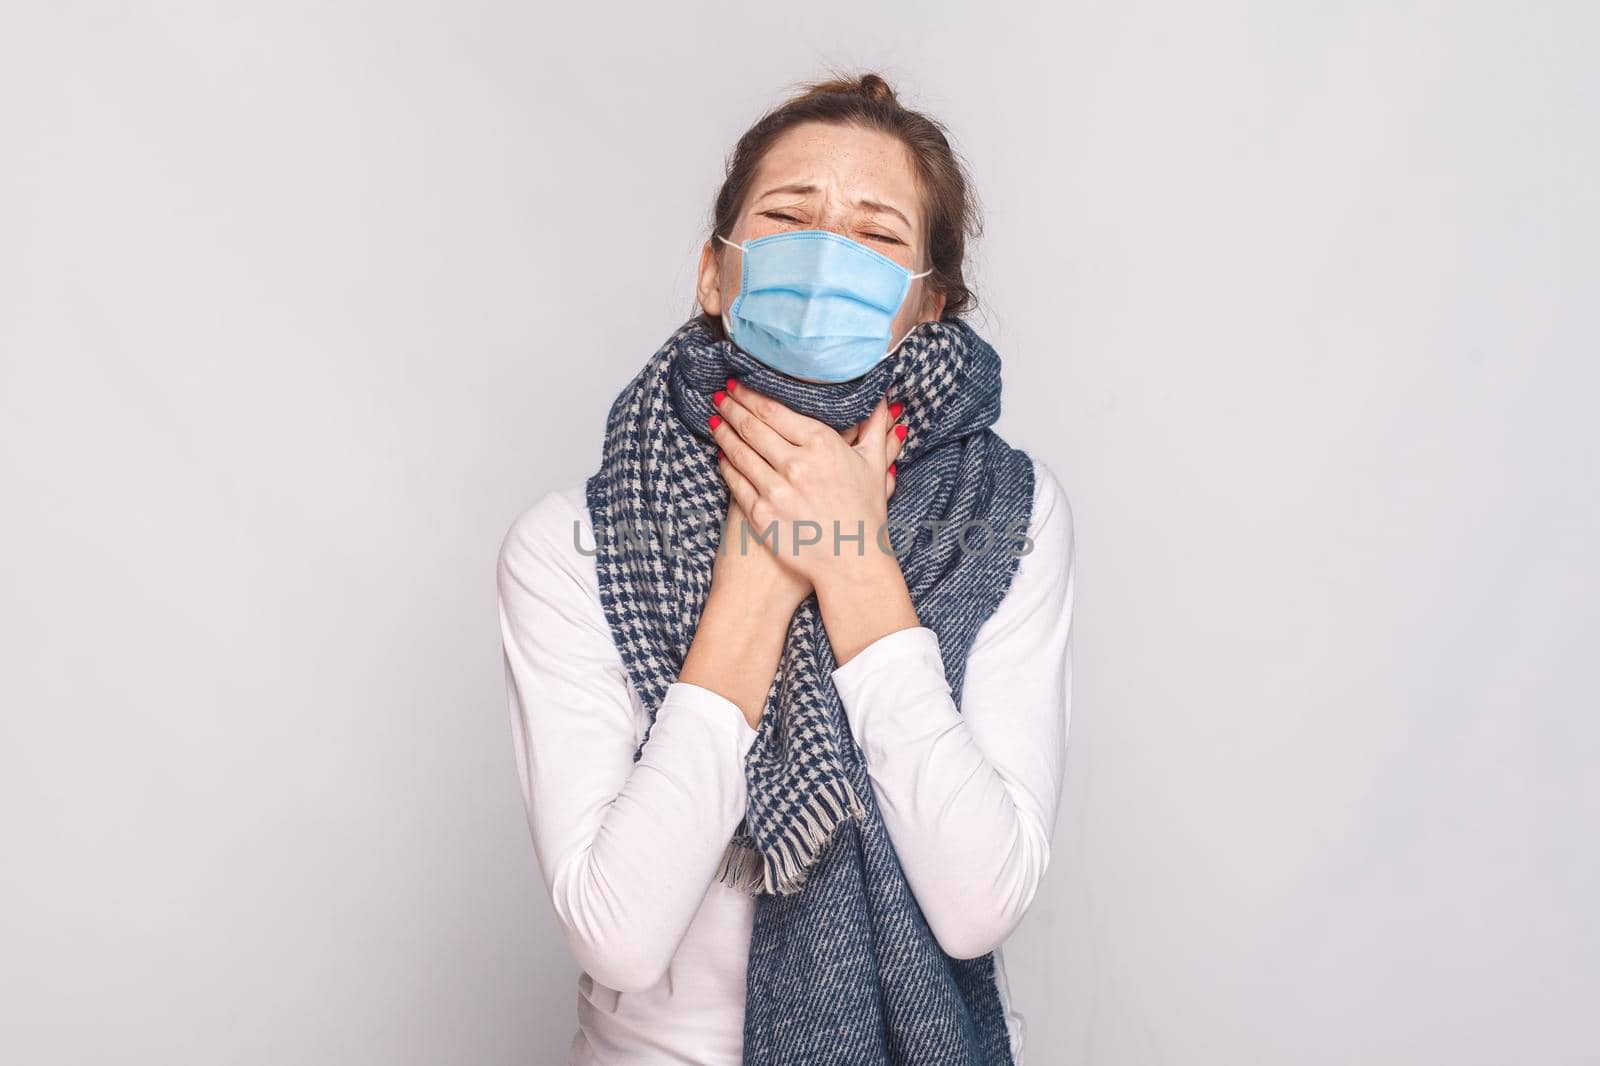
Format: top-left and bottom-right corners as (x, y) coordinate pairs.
(726, 377), (738, 393)
(889, 401), (903, 420)
(895, 424), (907, 441)
(709, 413), (722, 430)
(889, 462), (897, 476)
(712, 389), (727, 407)
(717, 448), (725, 461)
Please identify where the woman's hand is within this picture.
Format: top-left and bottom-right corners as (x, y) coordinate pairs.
(840, 400), (909, 500)
(709, 378), (919, 667)
(709, 491), (813, 620)
(709, 378), (908, 590)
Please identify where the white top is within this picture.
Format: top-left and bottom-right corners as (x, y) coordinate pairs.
(496, 457), (1075, 1065)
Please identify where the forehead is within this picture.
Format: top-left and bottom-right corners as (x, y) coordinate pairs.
(750, 122), (923, 221)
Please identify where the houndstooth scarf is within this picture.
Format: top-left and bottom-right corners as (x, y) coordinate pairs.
(585, 312), (1034, 1064)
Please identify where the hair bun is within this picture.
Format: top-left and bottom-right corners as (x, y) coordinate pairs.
(856, 73), (898, 105)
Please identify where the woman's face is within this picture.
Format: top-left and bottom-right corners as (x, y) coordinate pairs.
(697, 120), (947, 349)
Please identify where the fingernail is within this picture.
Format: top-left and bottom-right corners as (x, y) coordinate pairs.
(889, 401), (904, 420)
(726, 377), (738, 393)
(709, 414), (722, 430)
(712, 389), (727, 407)
(889, 462), (897, 476)
(717, 448), (725, 461)
(895, 424), (907, 441)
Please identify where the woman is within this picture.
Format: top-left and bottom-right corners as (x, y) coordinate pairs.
(498, 72), (1074, 1065)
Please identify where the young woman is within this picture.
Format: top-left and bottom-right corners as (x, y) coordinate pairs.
(497, 72), (1074, 1065)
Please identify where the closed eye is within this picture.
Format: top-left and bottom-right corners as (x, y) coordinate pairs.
(762, 211), (904, 245)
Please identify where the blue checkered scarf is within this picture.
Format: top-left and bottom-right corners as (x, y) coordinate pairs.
(585, 313), (1034, 1064)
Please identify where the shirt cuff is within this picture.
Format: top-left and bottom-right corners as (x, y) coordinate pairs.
(662, 680), (761, 755)
(830, 626), (954, 756)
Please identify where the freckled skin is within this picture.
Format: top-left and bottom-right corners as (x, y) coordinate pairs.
(695, 121), (947, 345)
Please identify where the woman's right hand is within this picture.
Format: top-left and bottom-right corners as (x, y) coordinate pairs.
(709, 491), (814, 621)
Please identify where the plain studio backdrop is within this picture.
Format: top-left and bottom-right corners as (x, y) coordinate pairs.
(2, 2), (1596, 1063)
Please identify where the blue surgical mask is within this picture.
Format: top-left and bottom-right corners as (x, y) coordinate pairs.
(715, 229), (933, 383)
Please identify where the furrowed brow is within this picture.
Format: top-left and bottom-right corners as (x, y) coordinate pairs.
(856, 198), (911, 228)
(756, 183), (819, 201)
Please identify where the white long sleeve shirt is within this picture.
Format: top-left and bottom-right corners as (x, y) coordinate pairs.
(496, 457), (1075, 1065)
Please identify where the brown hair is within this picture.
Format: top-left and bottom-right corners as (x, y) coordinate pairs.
(698, 70), (983, 339)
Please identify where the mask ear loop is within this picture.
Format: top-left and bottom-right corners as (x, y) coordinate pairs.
(886, 325), (919, 358)
(712, 235), (743, 338)
(887, 264), (936, 354)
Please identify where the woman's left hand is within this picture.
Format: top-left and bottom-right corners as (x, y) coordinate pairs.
(710, 378), (907, 591)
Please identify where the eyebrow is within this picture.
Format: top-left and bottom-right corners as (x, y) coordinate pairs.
(755, 183), (913, 230)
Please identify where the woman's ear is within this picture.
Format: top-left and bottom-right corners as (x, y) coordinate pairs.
(697, 240), (726, 316)
(921, 285), (947, 322)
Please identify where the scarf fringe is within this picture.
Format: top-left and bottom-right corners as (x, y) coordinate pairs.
(715, 778), (867, 897)
(714, 840), (767, 897)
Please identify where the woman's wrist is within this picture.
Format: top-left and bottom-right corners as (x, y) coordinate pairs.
(813, 553), (921, 667)
(680, 585), (796, 729)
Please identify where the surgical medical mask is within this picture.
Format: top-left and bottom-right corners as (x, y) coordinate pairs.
(715, 229), (933, 383)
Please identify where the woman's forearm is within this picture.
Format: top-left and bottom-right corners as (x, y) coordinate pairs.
(679, 585), (795, 728)
(814, 552), (922, 667)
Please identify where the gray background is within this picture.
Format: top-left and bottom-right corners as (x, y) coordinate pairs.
(2, 2), (1596, 1063)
